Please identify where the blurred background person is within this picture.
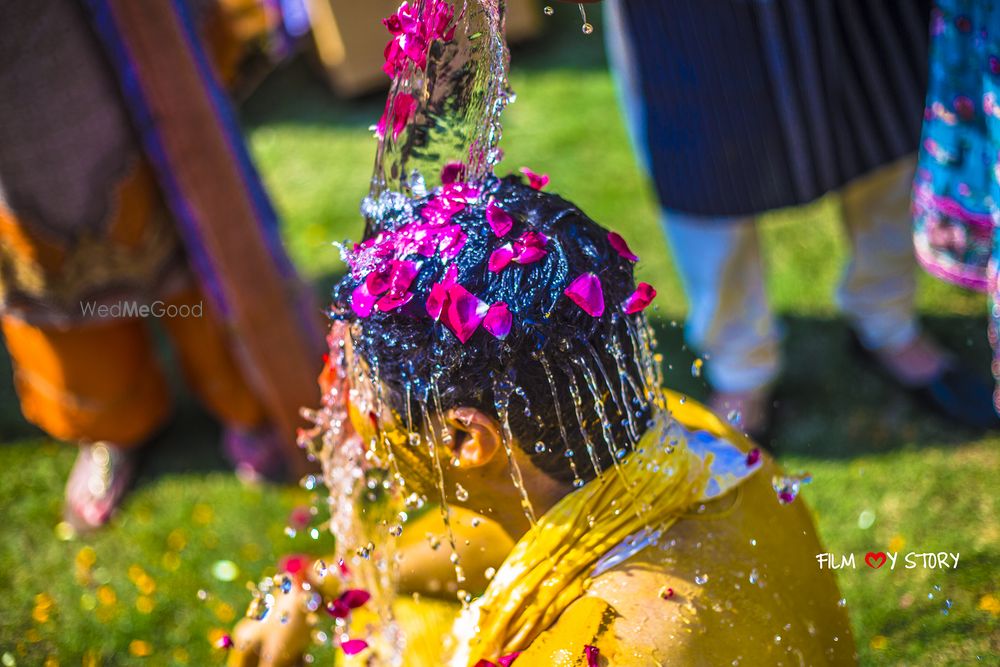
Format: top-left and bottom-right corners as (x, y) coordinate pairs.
(603, 0), (999, 438)
(912, 1), (1000, 415)
(0, 0), (323, 530)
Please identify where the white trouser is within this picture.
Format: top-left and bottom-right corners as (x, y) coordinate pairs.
(663, 160), (919, 393)
(605, 0), (920, 393)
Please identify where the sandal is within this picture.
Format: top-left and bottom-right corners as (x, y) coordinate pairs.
(64, 442), (137, 532)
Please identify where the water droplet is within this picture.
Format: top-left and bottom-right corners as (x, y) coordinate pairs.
(211, 560), (239, 582)
(454, 483), (469, 502)
(405, 492), (426, 510)
(471, 518), (481, 527)
(615, 448), (628, 460)
(581, 22), (594, 34)
(535, 441), (547, 454)
(691, 359), (703, 378)
(857, 510), (876, 529)
(694, 574), (708, 585)
(748, 569), (759, 585)
(284, 526), (297, 538)
(196, 589), (209, 601)
(543, 5), (554, 15)
(837, 597), (847, 607)
(484, 567), (496, 580)
(573, 478), (585, 488)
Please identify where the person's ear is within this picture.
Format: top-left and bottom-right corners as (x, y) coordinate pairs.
(445, 407), (503, 468)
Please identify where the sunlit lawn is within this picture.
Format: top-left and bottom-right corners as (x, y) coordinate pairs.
(1, 12), (998, 666)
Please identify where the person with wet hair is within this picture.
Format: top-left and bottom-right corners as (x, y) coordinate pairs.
(229, 174), (856, 666)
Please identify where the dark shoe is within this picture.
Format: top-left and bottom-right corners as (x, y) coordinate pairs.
(849, 331), (1000, 429)
(223, 425), (289, 483)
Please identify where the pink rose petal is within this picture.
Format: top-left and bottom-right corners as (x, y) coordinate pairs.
(376, 93), (417, 140)
(341, 639), (369, 655)
(584, 645), (600, 667)
(623, 282), (656, 314)
(288, 506), (311, 530)
(517, 231), (548, 249)
(489, 244), (515, 272)
(484, 302), (513, 339)
(608, 231), (639, 261)
(338, 589), (371, 609)
(438, 227), (468, 260)
(514, 246), (547, 265)
(441, 161), (464, 185)
(376, 290), (414, 312)
(441, 283), (488, 343)
(520, 167), (550, 190)
(426, 282), (448, 320)
(351, 283), (378, 318)
(565, 273), (605, 317)
(486, 200), (514, 237)
(387, 259), (418, 294)
(326, 598), (350, 618)
(365, 269), (391, 296)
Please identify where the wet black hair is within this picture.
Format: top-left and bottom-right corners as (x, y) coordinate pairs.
(333, 176), (653, 484)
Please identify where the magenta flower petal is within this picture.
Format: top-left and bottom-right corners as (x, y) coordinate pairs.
(365, 270), (391, 296)
(623, 282), (656, 314)
(489, 244), (515, 272)
(338, 589), (372, 609)
(216, 634), (234, 649)
(514, 246), (547, 265)
(438, 227), (468, 260)
(387, 259), (418, 294)
(441, 264), (459, 286)
(442, 182), (481, 203)
(517, 231), (548, 248)
(584, 645), (600, 667)
(376, 93), (417, 140)
(441, 161), (464, 185)
(473, 661), (498, 667)
(486, 200), (514, 237)
(565, 273), (605, 317)
(351, 283), (378, 318)
(484, 302), (513, 339)
(376, 290), (414, 312)
(341, 639), (369, 655)
(519, 167), (550, 190)
(746, 448), (761, 467)
(426, 282), (448, 320)
(608, 231), (639, 261)
(441, 284), (488, 343)
(499, 652), (521, 666)
(326, 598), (350, 618)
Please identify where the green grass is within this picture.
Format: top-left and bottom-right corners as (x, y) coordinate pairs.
(1, 11), (999, 666)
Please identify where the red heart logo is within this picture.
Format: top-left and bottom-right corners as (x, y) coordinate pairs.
(865, 551), (887, 569)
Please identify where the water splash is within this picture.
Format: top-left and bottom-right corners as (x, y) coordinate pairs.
(365, 0), (513, 235)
